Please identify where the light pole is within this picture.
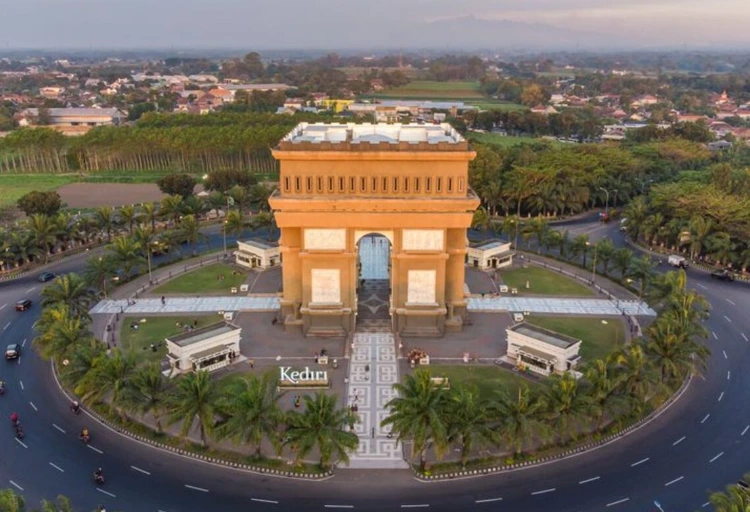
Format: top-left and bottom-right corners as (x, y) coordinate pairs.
(223, 219), (227, 255)
(590, 242), (598, 283)
(638, 178), (653, 195)
(599, 187), (617, 218)
(146, 244), (153, 284)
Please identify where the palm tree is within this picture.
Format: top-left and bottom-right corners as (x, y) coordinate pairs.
(709, 473), (750, 511)
(252, 211), (276, 241)
(78, 350), (136, 412)
(446, 387), (497, 468)
(490, 385), (550, 456)
(38, 495), (75, 512)
(584, 358), (626, 429)
(644, 319), (709, 384)
(27, 214), (58, 262)
(285, 392), (358, 469)
(166, 370), (217, 446)
(499, 215), (519, 240)
(543, 373), (593, 443)
(119, 363), (170, 433)
(224, 209), (246, 239)
(94, 206), (116, 242)
(215, 373), (284, 457)
(229, 185), (250, 212)
(142, 201), (159, 232)
(108, 235), (144, 277)
(34, 304), (94, 361)
(647, 270), (687, 309)
(118, 204), (139, 235)
(250, 184), (274, 212)
(705, 231), (736, 266)
(627, 255), (656, 299)
(381, 370), (451, 469)
(595, 238), (616, 276)
(160, 194), (185, 225)
(7, 230), (40, 265)
(84, 255), (117, 297)
(180, 214), (205, 252)
(569, 234), (590, 264)
(60, 341), (105, 389)
(612, 248), (633, 279)
(0, 488), (26, 511)
(524, 216), (549, 254)
(471, 207), (495, 238)
(41, 272), (95, 319)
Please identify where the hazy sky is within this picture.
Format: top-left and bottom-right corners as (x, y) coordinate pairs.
(3, 0), (749, 49)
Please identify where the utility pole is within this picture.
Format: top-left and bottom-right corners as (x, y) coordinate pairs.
(599, 187), (617, 218)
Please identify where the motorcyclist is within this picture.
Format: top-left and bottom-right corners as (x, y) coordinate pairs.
(10, 411), (18, 424)
(0, 380), (6, 391)
(81, 427), (90, 441)
(70, 400), (80, 413)
(94, 468), (104, 483)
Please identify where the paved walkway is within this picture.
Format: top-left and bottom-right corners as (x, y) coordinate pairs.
(345, 328), (407, 469)
(92, 295), (655, 317)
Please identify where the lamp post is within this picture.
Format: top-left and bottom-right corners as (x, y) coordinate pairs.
(599, 187), (617, 218)
(591, 242), (598, 284)
(99, 257), (108, 298)
(146, 244), (153, 284)
(638, 178), (654, 195)
(223, 219), (228, 255)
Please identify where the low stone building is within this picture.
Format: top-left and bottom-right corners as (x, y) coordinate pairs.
(506, 322), (582, 377)
(466, 239), (514, 270)
(235, 238), (280, 269)
(165, 321), (241, 376)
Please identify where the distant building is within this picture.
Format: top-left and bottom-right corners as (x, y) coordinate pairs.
(235, 239), (281, 269)
(530, 104), (559, 115)
(40, 86), (65, 100)
(217, 83), (292, 93)
(18, 107), (126, 135)
(506, 322), (582, 377)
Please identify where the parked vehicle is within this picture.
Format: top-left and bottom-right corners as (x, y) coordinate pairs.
(15, 299), (32, 312)
(711, 269), (735, 282)
(667, 255), (688, 269)
(5, 344), (20, 360)
(38, 272), (56, 282)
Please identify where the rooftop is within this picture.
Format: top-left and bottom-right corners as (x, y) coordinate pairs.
(166, 321), (239, 348)
(277, 122), (469, 151)
(239, 238), (279, 250)
(509, 322), (581, 350)
(470, 239), (511, 250)
(23, 107), (123, 117)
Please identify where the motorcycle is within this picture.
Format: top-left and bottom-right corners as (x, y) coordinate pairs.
(93, 472), (105, 485)
(15, 423), (24, 439)
(0, 382), (6, 395)
(80, 432), (90, 444)
(70, 402), (81, 415)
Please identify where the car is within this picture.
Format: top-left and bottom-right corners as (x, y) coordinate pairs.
(711, 269), (735, 282)
(15, 299), (32, 311)
(5, 343), (20, 360)
(38, 271), (56, 282)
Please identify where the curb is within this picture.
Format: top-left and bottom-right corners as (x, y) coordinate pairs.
(0, 244), (104, 283)
(50, 360), (333, 481)
(412, 372), (692, 481)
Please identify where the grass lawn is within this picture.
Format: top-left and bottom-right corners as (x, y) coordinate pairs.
(152, 263), (249, 295)
(0, 174), (79, 208)
(499, 266), (594, 297)
(525, 316), (626, 362)
(120, 315), (220, 365)
(465, 101), (528, 112)
(429, 365), (540, 397)
(467, 133), (554, 148)
(372, 80), (485, 99)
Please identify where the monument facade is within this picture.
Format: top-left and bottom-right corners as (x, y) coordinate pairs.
(269, 122), (479, 337)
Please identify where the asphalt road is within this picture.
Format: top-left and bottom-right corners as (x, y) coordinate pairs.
(0, 219), (748, 512)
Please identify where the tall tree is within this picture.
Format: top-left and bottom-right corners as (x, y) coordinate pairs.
(120, 363), (170, 433)
(40, 272), (95, 319)
(166, 370), (217, 446)
(490, 385), (550, 456)
(446, 387), (497, 469)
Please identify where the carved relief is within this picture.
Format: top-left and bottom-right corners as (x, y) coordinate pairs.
(304, 229), (346, 250)
(407, 270), (436, 304)
(311, 269), (341, 303)
(402, 230), (444, 251)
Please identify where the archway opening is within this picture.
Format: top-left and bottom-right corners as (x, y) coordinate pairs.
(356, 234), (392, 323)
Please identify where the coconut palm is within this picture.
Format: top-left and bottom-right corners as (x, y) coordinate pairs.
(41, 272), (95, 319)
(224, 209), (246, 239)
(38, 495), (75, 512)
(228, 185), (250, 212)
(284, 391), (358, 469)
(584, 358), (626, 429)
(524, 216), (549, 254)
(471, 207), (495, 237)
(34, 304), (94, 361)
(381, 370), (451, 469)
(569, 234), (590, 265)
(446, 387), (497, 468)
(543, 373), (594, 442)
(644, 319), (708, 384)
(252, 211), (276, 241)
(215, 373), (284, 456)
(647, 270), (687, 309)
(77, 350), (137, 412)
(142, 201), (159, 232)
(27, 214), (58, 262)
(623, 196), (648, 240)
(250, 183), (274, 211)
(166, 370), (218, 446)
(94, 206), (116, 242)
(180, 214), (206, 252)
(595, 238), (616, 276)
(614, 342), (659, 411)
(612, 248), (633, 279)
(0, 488), (25, 512)
(490, 385), (550, 456)
(627, 255), (656, 299)
(119, 204), (139, 235)
(160, 194), (185, 225)
(708, 473), (750, 511)
(108, 235), (144, 277)
(60, 341), (105, 389)
(6, 229), (40, 266)
(705, 231), (736, 266)
(83, 255), (117, 297)
(119, 363), (170, 433)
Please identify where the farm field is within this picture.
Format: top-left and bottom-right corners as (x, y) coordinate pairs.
(0, 174), (79, 208)
(466, 132), (558, 148)
(370, 80), (485, 99)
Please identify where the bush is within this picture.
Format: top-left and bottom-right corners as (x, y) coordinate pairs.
(17, 190), (62, 216)
(157, 173), (197, 198)
(203, 169), (257, 193)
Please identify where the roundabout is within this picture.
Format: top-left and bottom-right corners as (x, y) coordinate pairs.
(1, 220), (748, 512)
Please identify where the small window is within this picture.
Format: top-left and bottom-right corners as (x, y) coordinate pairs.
(317, 177), (323, 192)
(295, 177), (301, 192)
(328, 177), (334, 192)
(350, 177), (356, 192)
(360, 177), (366, 192)
(448, 178), (453, 192)
(437, 177), (443, 193)
(393, 177), (399, 192)
(426, 178), (432, 192)
(404, 177), (409, 193)
(382, 177), (388, 192)
(415, 178), (420, 192)
(284, 177), (291, 192)
(372, 177), (377, 192)
(306, 177), (313, 192)
(458, 178), (465, 192)
(339, 177), (345, 191)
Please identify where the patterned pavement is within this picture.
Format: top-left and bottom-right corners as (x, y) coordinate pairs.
(89, 296), (279, 315)
(345, 330), (408, 469)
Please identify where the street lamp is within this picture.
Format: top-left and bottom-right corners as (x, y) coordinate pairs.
(599, 187), (617, 218)
(223, 219), (228, 255)
(638, 178), (654, 195)
(590, 242), (599, 283)
(146, 241), (159, 284)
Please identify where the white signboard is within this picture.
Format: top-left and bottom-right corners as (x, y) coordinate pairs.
(280, 366), (328, 384)
(407, 270), (436, 304)
(402, 229), (444, 251)
(311, 269), (341, 303)
(304, 229), (346, 250)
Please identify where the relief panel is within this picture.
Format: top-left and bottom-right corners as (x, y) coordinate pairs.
(407, 270), (436, 304)
(304, 229), (346, 250)
(402, 229), (444, 251)
(311, 269), (341, 303)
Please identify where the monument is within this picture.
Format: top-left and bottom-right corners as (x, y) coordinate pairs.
(269, 122), (479, 337)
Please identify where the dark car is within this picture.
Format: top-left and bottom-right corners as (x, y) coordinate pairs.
(5, 343), (20, 360)
(15, 299), (32, 311)
(711, 270), (735, 282)
(38, 271), (56, 282)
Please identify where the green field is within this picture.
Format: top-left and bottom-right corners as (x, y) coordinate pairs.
(372, 80), (485, 99)
(152, 263), (249, 295)
(120, 315), (219, 365)
(525, 316), (626, 362)
(467, 133), (555, 148)
(429, 365), (539, 397)
(466, 101), (527, 112)
(0, 174), (79, 208)
(499, 266), (595, 297)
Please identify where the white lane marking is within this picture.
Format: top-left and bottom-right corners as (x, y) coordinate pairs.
(710, 452), (724, 463)
(97, 488), (116, 498)
(0, 304), (6, 311)
(701, 414), (710, 424)
(21, 338), (27, 347)
(3, 322), (10, 330)
(696, 283), (708, 290)
(579, 476), (600, 484)
(251, 498), (279, 504)
(324, 506), (354, 509)
(631, 457), (649, 467)
(726, 299), (736, 306)
(53, 424), (66, 434)
(49, 462), (64, 473)
(29, 401), (37, 411)
(9, 480), (23, 491)
(742, 425), (749, 436)
(87, 445), (104, 454)
(475, 497), (503, 503)
(722, 350), (728, 359)
(131, 465), (150, 475)
(19, 380), (24, 390)
(665, 476), (684, 486)
(185, 484), (209, 493)
(702, 503), (711, 508)
(673, 436), (686, 446)
(15, 438), (27, 448)
(401, 506), (429, 509)
(712, 331), (719, 340)
(724, 315), (732, 323)
(531, 488), (556, 495)
(742, 333), (749, 342)
(25, 286), (36, 293)
(607, 498), (630, 507)
(727, 371), (731, 380)
(718, 392), (724, 402)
